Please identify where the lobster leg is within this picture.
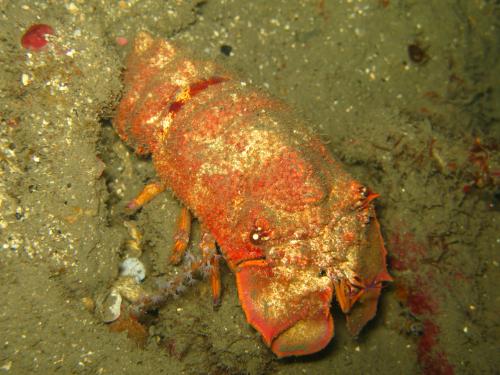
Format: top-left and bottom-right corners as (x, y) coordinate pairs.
(333, 279), (355, 314)
(200, 231), (222, 307)
(170, 206), (192, 265)
(126, 181), (167, 210)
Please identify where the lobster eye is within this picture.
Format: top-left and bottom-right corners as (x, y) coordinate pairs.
(249, 226), (270, 245)
(318, 269), (327, 277)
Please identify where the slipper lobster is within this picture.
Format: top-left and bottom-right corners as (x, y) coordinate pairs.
(114, 32), (391, 357)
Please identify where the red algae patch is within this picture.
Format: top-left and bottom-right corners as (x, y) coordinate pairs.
(418, 320), (454, 375)
(388, 226), (455, 375)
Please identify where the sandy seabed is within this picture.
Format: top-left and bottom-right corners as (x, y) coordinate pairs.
(1, 1), (499, 374)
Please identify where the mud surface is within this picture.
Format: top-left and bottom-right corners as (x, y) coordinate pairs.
(1, 1), (499, 374)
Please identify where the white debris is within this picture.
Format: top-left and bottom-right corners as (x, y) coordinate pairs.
(120, 257), (146, 283)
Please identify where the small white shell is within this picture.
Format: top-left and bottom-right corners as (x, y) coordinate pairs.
(99, 289), (122, 323)
(120, 257), (146, 283)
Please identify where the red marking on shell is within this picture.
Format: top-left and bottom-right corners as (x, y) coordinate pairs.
(168, 77), (228, 115)
(21, 24), (55, 50)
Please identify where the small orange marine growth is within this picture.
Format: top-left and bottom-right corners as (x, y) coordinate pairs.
(114, 32), (391, 357)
